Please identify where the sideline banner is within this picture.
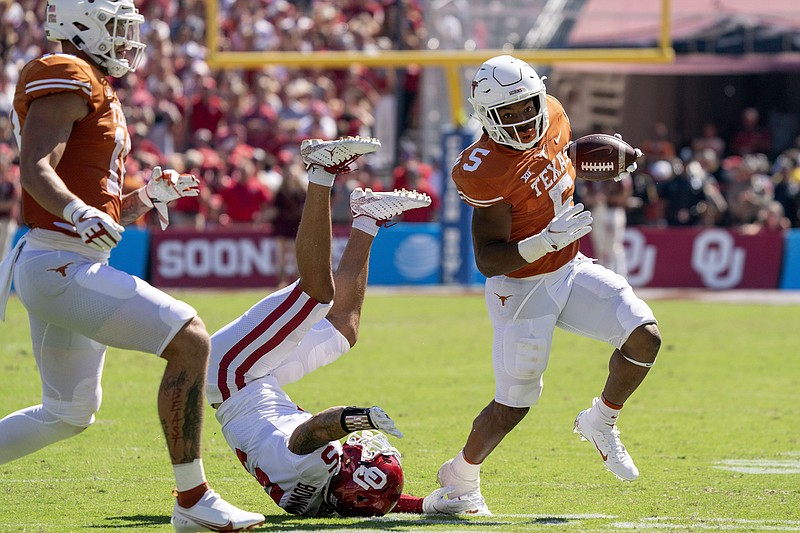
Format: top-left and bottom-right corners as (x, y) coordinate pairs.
(10, 226), (149, 280)
(368, 222), (441, 285)
(150, 225), (440, 288)
(780, 229), (800, 289)
(581, 227), (784, 289)
(151, 228), (349, 288)
(149, 225), (785, 289)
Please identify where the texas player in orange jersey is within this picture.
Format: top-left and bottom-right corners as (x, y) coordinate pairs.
(436, 56), (662, 514)
(0, 1), (263, 531)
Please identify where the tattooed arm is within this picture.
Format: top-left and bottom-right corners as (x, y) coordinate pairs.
(288, 407), (348, 456)
(119, 188), (153, 226)
(288, 405), (402, 455)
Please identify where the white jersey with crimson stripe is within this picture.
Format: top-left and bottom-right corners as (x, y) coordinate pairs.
(206, 280), (333, 406)
(214, 375), (343, 516)
(208, 280), (352, 516)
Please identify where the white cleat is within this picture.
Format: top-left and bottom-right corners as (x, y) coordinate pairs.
(573, 397), (639, 482)
(171, 489), (265, 532)
(422, 487), (486, 515)
(454, 490), (493, 516)
(300, 136), (381, 173)
(437, 458), (492, 516)
(350, 187), (432, 226)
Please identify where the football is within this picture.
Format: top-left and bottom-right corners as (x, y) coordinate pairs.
(567, 133), (641, 181)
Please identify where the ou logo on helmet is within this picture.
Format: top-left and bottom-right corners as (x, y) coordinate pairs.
(352, 465), (388, 490)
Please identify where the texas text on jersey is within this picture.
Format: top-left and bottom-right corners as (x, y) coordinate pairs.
(452, 95), (578, 278)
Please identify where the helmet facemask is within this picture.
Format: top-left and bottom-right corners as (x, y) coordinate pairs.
(469, 55), (550, 150)
(345, 431), (401, 462)
(46, 0), (146, 78)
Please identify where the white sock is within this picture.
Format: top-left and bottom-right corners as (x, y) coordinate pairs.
(451, 450), (481, 481)
(592, 397), (621, 427)
(307, 166), (335, 187)
(352, 216), (379, 236)
(173, 459), (207, 492)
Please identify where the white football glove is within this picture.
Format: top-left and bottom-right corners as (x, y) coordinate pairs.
(54, 199), (124, 252)
(422, 487), (481, 515)
(613, 133), (642, 180)
(367, 406), (403, 438)
(517, 203), (593, 263)
(138, 166), (200, 229)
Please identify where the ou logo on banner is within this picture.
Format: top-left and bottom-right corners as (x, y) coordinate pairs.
(352, 465), (388, 490)
(623, 228), (656, 287)
(691, 230), (745, 289)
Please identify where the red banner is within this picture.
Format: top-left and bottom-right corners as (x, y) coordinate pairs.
(151, 226), (784, 289)
(150, 228), (350, 288)
(581, 227), (784, 289)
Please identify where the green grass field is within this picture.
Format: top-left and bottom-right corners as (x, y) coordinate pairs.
(1, 290), (799, 532)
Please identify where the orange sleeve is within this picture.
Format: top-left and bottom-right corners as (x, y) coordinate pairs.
(15, 55), (125, 232)
(19, 55), (100, 111)
(451, 136), (509, 208)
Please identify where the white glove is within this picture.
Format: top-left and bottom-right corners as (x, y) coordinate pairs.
(138, 166), (200, 229)
(54, 199), (124, 252)
(367, 406), (403, 438)
(422, 487), (480, 515)
(517, 203), (593, 263)
(613, 133), (642, 180)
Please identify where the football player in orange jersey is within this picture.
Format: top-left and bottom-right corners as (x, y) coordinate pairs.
(436, 55), (662, 514)
(0, 1), (264, 531)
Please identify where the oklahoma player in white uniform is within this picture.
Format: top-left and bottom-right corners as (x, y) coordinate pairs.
(208, 137), (475, 518)
(436, 55), (662, 514)
(0, 1), (263, 530)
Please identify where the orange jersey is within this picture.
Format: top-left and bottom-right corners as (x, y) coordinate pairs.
(12, 54), (129, 233)
(452, 96), (577, 278)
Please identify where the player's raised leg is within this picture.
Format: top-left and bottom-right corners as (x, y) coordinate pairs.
(294, 180), (335, 303)
(296, 136), (383, 303)
(326, 187), (431, 346)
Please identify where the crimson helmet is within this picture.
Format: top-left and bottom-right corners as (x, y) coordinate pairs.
(326, 431), (404, 517)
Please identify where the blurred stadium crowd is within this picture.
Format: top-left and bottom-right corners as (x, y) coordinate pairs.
(0, 0), (438, 236)
(1, 0), (799, 242)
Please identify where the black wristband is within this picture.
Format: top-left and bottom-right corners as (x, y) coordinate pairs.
(341, 407), (375, 433)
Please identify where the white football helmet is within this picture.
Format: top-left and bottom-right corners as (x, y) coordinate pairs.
(45, 0), (146, 78)
(469, 55), (549, 150)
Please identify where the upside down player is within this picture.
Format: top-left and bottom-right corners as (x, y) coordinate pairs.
(0, 1), (264, 530)
(207, 137), (477, 518)
(437, 55), (662, 514)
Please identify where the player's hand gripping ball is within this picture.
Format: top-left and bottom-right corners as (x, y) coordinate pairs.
(567, 133), (642, 181)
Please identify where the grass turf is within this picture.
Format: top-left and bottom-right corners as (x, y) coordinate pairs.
(1, 291), (798, 531)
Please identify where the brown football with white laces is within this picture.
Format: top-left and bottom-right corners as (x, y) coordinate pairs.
(567, 133), (640, 181)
